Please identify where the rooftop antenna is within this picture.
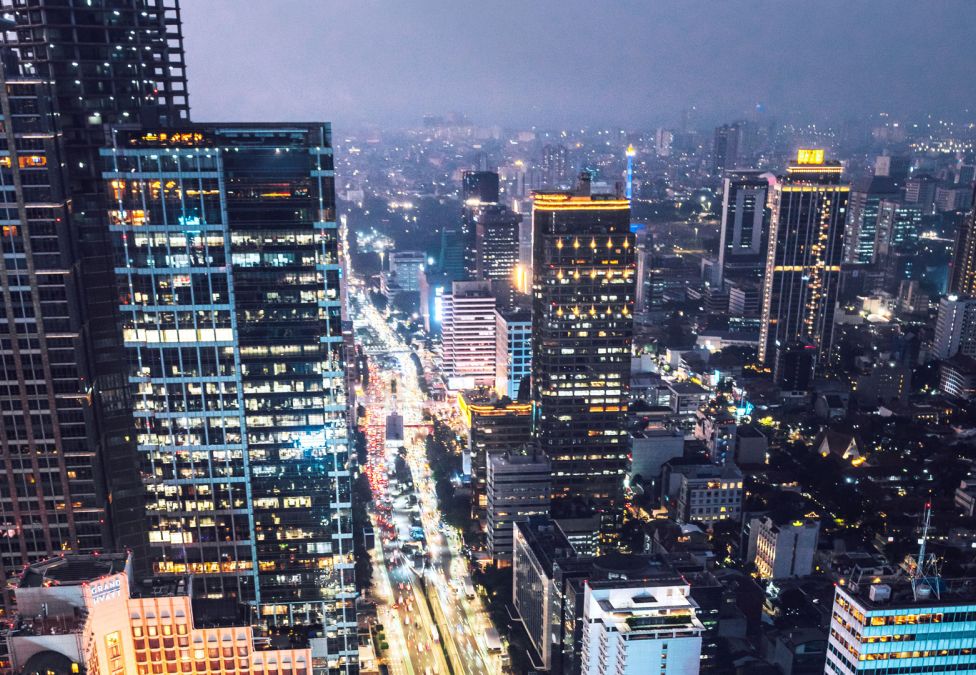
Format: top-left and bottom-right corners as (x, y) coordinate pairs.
(909, 501), (941, 601)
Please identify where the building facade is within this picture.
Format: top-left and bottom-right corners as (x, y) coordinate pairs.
(486, 452), (551, 564)
(441, 280), (497, 388)
(531, 176), (635, 543)
(747, 515), (820, 579)
(826, 581), (976, 674)
(843, 176), (900, 264)
(759, 150), (849, 384)
(0, 0), (192, 598)
(105, 125), (356, 672)
(932, 296), (976, 360)
(717, 170), (770, 285)
(495, 307), (532, 399)
(579, 579), (704, 675)
(949, 196), (976, 297)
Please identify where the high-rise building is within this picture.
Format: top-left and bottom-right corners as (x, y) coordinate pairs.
(933, 296), (976, 360)
(579, 579), (704, 675)
(0, 0), (191, 597)
(904, 173), (939, 211)
(106, 125), (357, 673)
(949, 195), (976, 297)
(843, 175), (900, 264)
(457, 390), (532, 518)
(460, 170), (501, 279)
(717, 170), (770, 285)
(875, 199), (921, 259)
(382, 250), (425, 297)
(712, 123), (743, 175)
(747, 514), (820, 579)
(441, 280), (497, 388)
(486, 451), (551, 564)
(531, 175), (635, 543)
(542, 144), (569, 188)
(495, 307), (532, 400)
(826, 579), (976, 674)
(759, 150), (849, 383)
(473, 204), (522, 302)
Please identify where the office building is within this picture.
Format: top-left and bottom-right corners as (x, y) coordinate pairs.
(712, 123), (743, 175)
(0, 0), (191, 597)
(873, 155), (910, 183)
(487, 451), (551, 564)
(630, 426), (685, 483)
(6, 553), (309, 675)
(949, 197), (976, 297)
(459, 171), (501, 280)
(457, 390), (533, 517)
(511, 516), (704, 675)
(106, 125), (356, 672)
(441, 280), (497, 388)
(579, 578), (704, 675)
(747, 514), (820, 579)
(759, 150), (849, 384)
(717, 170), (770, 285)
(939, 354), (976, 400)
(932, 296), (976, 360)
(875, 199), (921, 259)
(935, 185), (973, 213)
(473, 203), (523, 302)
(661, 461), (744, 526)
(904, 174), (939, 211)
(826, 579), (976, 674)
(843, 176), (900, 264)
(382, 250), (425, 297)
(495, 307), (532, 400)
(531, 175), (635, 543)
(542, 144), (569, 188)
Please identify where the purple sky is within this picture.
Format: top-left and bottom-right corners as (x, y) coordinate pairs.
(181, 1), (976, 130)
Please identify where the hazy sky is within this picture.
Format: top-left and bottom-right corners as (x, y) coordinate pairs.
(182, 1), (976, 130)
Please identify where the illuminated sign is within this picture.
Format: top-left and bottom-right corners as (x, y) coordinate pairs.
(796, 148), (824, 165)
(132, 131), (209, 147)
(90, 576), (122, 605)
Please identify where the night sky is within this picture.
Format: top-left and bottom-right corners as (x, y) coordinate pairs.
(181, 0), (976, 130)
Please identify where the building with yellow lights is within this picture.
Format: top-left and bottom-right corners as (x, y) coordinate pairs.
(531, 174), (635, 543)
(6, 554), (311, 675)
(457, 390), (533, 519)
(746, 514), (820, 579)
(759, 150), (849, 386)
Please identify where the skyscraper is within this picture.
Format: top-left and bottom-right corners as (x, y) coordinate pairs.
(460, 169), (499, 278)
(843, 175), (900, 264)
(949, 193), (976, 297)
(531, 174), (635, 544)
(712, 123), (742, 175)
(441, 280), (497, 388)
(542, 143), (569, 188)
(0, 0), (191, 597)
(933, 296), (976, 360)
(717, 170), (770, 286)
(759, 150), (849, 384)
(106, 125), (357, 673)
(473, 203), (523, 302)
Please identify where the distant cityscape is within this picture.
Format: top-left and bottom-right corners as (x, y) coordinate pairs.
(0, 2), (974, 675)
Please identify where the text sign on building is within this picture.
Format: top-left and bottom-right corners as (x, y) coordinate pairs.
(796, 148), (824, 165)
(90, 576), (122, 605)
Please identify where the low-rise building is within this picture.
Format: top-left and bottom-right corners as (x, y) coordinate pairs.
(631, 425), (685, 483)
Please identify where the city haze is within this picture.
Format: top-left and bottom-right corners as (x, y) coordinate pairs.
(183, 0), (976, 129)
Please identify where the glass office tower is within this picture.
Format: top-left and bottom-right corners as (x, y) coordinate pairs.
(531, 173), (635, 546)
(759, 150), (849, 385)
(105, 125), (356, 673)
(0, 0), (192, 588)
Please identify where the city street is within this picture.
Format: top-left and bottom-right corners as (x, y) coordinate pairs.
(354, 286), (504, 675)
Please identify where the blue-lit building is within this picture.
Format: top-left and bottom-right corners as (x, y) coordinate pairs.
(105, 125), (356, 674)
(826, 580), (976, 674)
(495, 307), (532, 399)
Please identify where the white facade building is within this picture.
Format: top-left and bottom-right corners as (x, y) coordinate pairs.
(747, 515), (820, 579)
(933, 296), (976, 360)
(580, 579), (704, 675)
(442, 280), (496, 388)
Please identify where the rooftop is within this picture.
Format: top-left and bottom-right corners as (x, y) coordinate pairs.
(18, 553), (129, 588)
